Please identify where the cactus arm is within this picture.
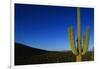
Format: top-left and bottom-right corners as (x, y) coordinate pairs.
(82, 26), (90, 55)
(68, 26), (78, 55)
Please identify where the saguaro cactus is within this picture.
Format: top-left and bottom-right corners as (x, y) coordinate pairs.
(68, 7), (90, 61)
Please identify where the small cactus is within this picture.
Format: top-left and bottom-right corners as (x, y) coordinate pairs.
(68, 7), (90, 61)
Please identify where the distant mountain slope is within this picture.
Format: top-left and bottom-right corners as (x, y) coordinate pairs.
(15, 43), (94, 65)
(15, 43), (49, 57)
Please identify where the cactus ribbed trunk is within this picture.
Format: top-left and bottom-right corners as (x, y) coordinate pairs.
(77, 7), (82, 61)
(76, 54), (82, 62)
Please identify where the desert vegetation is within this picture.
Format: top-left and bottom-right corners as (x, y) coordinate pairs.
(15, 43), (94, 65)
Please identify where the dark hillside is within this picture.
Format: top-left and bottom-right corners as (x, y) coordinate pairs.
(15, 43), (49, 57)
(15, 43), (94, 65)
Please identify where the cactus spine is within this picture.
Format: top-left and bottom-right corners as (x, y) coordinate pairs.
(68, 7), (90, 61)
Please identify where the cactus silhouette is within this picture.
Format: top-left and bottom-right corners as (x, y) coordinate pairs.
(68, 7), (90, 61)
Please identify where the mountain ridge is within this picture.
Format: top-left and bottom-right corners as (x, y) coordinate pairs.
(15, 42), (49, 57)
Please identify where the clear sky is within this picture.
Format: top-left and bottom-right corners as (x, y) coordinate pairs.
(15, 4), (94, 51)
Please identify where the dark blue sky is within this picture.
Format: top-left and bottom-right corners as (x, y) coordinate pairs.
(15, 4), (94, 51)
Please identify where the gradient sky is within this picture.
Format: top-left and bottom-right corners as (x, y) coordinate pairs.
(15, 4), (94, 51)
